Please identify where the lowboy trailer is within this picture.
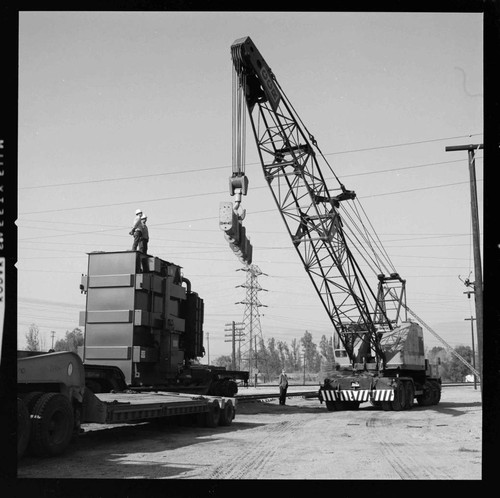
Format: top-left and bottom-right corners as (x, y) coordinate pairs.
(17, 351), (236, 460)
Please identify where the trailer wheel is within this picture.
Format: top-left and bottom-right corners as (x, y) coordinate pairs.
(204, 401), (221, 428)
(209, 380), (224, 396)
(224, 380), (238, 397)
(17, 398), (31, 460)
(29, 393), (75, 457)
(219, 400), (235, 426)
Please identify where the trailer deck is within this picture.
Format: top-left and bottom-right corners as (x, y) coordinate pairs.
(91, 391), (233, 423)
(83, 389), (235, 425)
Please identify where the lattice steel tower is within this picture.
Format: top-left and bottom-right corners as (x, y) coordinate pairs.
(236, 264), (267, 381)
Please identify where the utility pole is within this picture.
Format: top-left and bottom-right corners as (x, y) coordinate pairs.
(465, 316), (477, 390)
(254, 336), (257, 386)
(224, 321), (244, 370)
(51, 331), (55, 350)
(224, 322), (235, 370)
(206, 331), (210, 365)
(445, 143), (483, 396)
(303, 351), (306, 385)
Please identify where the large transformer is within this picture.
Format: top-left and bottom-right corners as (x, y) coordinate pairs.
(79, 251), (247, 395)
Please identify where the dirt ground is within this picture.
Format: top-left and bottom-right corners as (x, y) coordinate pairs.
(17, 385), (482, 482)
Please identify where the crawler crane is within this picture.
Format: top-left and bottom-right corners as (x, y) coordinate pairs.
(228, 36), (445, 411)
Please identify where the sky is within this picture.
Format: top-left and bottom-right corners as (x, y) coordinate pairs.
(17, 11), (483, 362)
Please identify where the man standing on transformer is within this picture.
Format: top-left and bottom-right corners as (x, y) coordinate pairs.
(130, 209), (143, 251)
(139, 214), (149, 254)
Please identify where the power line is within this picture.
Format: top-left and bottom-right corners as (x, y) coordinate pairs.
(19, 191), (226, 216)
(360, 180), (482, 199)
(19, 133), (482, 191)
(19, 165), (229, 190)
(341, 159), (477, 179)
(18, 176), (483, 220)
(323, 133), (483, 155)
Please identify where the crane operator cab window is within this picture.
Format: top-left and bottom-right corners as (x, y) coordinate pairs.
(334, 349), (350, 367)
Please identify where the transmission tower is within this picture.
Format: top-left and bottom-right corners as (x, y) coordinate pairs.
(236, 264), (267, 381)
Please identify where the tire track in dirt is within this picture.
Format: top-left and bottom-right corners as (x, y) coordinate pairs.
(365, 412), (454, 479)
(207, 417), (309, 479)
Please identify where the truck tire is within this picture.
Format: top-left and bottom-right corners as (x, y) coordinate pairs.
(85, 380), (102, 394)
(416, 381), (434, 406)
(325, 401), (336, 411)
(204, 401), (221, 428)
(20, 391), (45, 456)
(330, 401), (349, 411)
(390, 380), (407, 411)
(381, 401), (392, 411)
(430, 380), (441, 405)
(21, 391), (45, 414)
(28, 392), (75, 457)
(18, 398), (31, 460)
(404, 380), (415, 409)
(219, 400), (235, 426)
(345, 401), (360, 410)
(435, 383), (442, 404)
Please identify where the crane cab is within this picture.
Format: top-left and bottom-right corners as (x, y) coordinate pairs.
(334, 349), (351, 368)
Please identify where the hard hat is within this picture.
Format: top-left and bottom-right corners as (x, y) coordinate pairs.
(135, 209), (142, 215)
(141, 215), (147, 220)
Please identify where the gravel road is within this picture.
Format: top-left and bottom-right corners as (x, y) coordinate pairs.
(17, 385), (481, 481)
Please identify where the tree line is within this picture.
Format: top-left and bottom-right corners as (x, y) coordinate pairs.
(215, 330), (478, 384)
(426, 345), (479, 383)
(214, 330), (337, 381)
(24, 323), (84, 353)
(24, 323), (477, 384)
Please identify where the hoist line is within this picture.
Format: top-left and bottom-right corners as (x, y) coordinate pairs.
(232, 66), (246, 176)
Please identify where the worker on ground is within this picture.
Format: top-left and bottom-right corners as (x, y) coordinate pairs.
(139, 214), (149, 254)
(278, 369), (289, 405)
(129, 209), (143, 251)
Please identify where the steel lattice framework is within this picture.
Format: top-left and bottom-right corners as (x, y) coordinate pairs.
(236, 264), (266, 380)
(231, 37), (398, 364)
